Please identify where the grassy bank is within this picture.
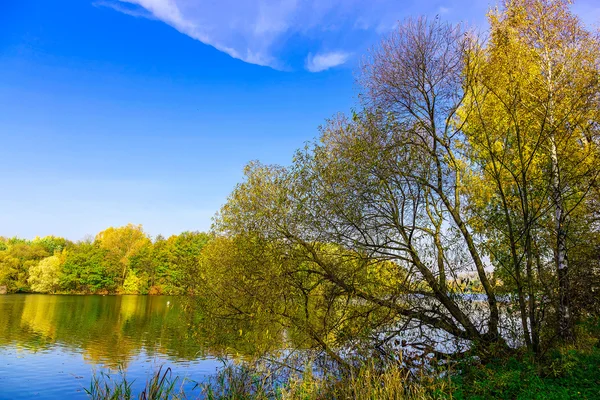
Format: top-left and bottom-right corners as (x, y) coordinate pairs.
(449, 347), (600, 399)
(86, 346), (600, 399)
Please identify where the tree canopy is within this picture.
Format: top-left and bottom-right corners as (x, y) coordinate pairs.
(199, 0), (600, 363)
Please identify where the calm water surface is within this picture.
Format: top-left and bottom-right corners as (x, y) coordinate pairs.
(0, 295), (227, 399)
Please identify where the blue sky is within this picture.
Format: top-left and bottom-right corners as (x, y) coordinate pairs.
(1, 0), (598, 240)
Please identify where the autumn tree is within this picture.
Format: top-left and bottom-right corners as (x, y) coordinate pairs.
(463, 0), (600, 345)
(208, 18), (509, 363)
(207, 1), (600, 363)
(95, 224), (151, 288)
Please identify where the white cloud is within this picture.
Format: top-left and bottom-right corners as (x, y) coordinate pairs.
(305, 51), (350, 72)
(97, 0), (413, 71)
(99, 0), (527, 71)
(93, 0), (155, 19)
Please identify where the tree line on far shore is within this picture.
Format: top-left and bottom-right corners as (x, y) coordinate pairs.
(0, 224), (209, 295)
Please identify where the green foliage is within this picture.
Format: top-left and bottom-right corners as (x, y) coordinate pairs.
(0, 240), (50, 292)
(60, 242), (115, 293)
(150, 231), (210, 295)
(28, 252), (65, 293)
(0, 226), (210, 294)
(33, 236), (70, 254)
(450, 348), (600, 399)
(122, 270), (143, 294)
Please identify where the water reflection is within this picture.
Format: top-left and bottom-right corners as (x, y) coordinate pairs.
(0, 295), (238, 399)
(0, 294), (293, 399)
(0, 295), (213, 367)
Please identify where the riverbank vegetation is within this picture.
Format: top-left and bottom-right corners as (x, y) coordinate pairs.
(88, 345), (600, 399)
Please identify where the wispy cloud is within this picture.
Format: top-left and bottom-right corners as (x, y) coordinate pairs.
(97, 0), (416, 71)
(96, 0), (501, 71)
(93, 0), (155, 19)
(305, 51), (350, 72)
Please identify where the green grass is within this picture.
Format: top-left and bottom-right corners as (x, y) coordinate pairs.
(86, 366), (187, 400)
(448, 347), (600, 400)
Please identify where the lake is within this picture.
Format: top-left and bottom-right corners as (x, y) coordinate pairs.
(0, 294), (232, 399)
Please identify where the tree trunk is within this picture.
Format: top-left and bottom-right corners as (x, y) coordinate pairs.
(551, 137), (574, 342)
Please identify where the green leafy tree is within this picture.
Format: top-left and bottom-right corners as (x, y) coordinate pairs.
(28, 251), (66, 293)
(149, 232), (210, 294)
(60, 242), (114, 293)
(0, 240), (49, 292)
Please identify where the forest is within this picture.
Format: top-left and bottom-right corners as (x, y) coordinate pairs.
(0, 224), (209, 295)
